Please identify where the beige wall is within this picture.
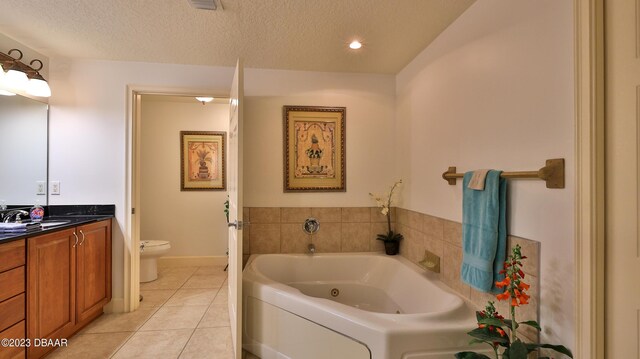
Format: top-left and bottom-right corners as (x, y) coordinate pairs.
(140, 96), (229, 256)
(395, 0), (574, 348)
(243, 68), (397, 207)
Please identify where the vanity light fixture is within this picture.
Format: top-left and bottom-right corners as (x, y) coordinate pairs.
(0, 49), (51, 97)
(195, 96), (214, 105)
(349, 40), (363, 50)
(0, 64), (13, 96)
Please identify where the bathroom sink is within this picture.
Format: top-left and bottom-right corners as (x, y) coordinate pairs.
(40, 220), (71, 228)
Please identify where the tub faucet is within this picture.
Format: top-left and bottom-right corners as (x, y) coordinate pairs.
(307, 243), (316, 255)
(3, 209), (29, 223)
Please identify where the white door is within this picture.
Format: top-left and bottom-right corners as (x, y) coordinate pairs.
(227, 59), (244, 359)
(605, 0), (640, 356)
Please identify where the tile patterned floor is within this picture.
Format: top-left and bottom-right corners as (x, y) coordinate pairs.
(48, 264), (234, 359)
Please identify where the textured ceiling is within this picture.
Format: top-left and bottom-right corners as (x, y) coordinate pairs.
(0, 0), (475, 74)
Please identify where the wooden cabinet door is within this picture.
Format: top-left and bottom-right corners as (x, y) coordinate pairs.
(76, 220), (111, 324)
(27, 228), (76, 359)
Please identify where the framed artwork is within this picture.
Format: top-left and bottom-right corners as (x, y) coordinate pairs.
(180, 131), (226, 191)
(283, 106), (346, 192)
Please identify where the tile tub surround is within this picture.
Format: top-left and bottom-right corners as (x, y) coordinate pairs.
(243, 206), (540, 344)
(243, 207), (396, 257)
(395, 208), (541, 344)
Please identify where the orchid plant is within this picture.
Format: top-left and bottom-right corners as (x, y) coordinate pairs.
(455, 245), (573, 359)
(369, 179), (403, 243)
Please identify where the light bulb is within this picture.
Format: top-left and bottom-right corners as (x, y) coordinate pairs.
(349, 41), (363, 50)
(5, 69), (29, 89)
(26, 78), (51, 97)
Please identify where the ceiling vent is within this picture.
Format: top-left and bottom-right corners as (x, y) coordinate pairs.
(188, 0), (219, 11)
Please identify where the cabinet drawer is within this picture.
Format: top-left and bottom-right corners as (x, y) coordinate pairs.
(0, 321), (25, 359)
(0, 240), (25, 273)
(0, 294), (24, 333)
(0, 267), (24, 303)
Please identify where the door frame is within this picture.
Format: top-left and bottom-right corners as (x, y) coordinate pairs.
(124, 86), (229, 312)
(574, 0), (605, 358)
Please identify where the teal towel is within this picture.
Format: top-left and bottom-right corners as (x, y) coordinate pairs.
(460, 170), (507, 293)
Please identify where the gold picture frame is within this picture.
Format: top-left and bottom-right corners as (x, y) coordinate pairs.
(283, 106), (346, 192)
(180, 131), (226, 191)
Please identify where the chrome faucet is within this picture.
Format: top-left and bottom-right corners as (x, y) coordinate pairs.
(3, 209), (29, 223)
(307, 243), (316, 255)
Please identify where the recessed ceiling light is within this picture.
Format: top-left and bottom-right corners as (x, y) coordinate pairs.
(196, 96), (214, 104)
(349, 40), (363, 50)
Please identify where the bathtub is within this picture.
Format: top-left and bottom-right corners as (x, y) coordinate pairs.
(242, 253), (491, 359)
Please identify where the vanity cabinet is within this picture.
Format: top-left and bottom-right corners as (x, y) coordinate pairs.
(27, 219), (111, 358)
(0, 240), (26, 359)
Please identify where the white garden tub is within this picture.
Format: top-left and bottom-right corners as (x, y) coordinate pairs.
(242, 253), (490, 359)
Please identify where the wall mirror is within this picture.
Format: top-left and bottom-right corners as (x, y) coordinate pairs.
(0, 94), (48, 206)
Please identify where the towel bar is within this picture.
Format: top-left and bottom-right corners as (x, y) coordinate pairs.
(441, 158), (564, 189)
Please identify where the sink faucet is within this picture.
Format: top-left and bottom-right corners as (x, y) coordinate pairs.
(307, 243), (316, 255)
(3, 209), (29, 223)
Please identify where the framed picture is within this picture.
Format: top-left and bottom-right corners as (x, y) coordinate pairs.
(180, 131), (226, 191)
(283, 106), (346, 192)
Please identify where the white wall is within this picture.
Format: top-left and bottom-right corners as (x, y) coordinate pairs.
(244, 68), (397, 206)
(395, 0), (575, 349)
(140, 96), (229, 256)
(47, 59), (235, 300)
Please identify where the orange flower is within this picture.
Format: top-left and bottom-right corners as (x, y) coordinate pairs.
(495, 276), (510, 288)
(518, 296), (529, 305)
(511, 298), (519, 307)
(518, 281), (530, 290)
(496, 328), (506, 337)
(496, 291), (510, 301)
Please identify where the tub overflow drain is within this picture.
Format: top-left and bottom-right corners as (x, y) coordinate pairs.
(330, 288), (340, 297)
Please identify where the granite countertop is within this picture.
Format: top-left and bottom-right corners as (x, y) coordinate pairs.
(0, 205), (115, 244)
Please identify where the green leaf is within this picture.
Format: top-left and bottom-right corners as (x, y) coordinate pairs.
(468, 339), (487, 346)
(466, 328), (509, 344)
(524, 343), (573, 358)
(518, 320), (541, 331)
(505, 340), (528, 359)
(455, 352), (493, 359)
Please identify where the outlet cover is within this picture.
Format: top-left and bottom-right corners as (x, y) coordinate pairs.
(36, 181), (46, 195)
(51, 181), (61, 195)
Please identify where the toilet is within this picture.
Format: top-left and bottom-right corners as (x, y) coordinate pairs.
(140, 240), (171, 282)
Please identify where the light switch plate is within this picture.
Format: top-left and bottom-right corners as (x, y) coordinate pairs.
(36, 181), (46, 195)
(51, 181), (61, 195)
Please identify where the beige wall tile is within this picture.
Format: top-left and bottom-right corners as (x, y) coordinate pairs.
(250, 224), (281, 254)
(371, 207), (395, 223)
(281, 207), (312, 223)
(400, 227), (425, 264)
(442, 242), (471, 297)
(508, 236), (541, 277)
(443, 220), (463, 246)
(341, 223), (371, 252)
(250, 207), (281, 223)
(406, 210), (423, 232)
(423, 233), (444, 259)
(341, 207), (371, 223)
(281, 223), (311, 253)
(396, 208), (409, 226)
(423, 214), (444, 242)
(243, 226), (251, 254)
(311, 207), (342, 222)
(370, 222), (388, 252)
(312, 222), (341, 252)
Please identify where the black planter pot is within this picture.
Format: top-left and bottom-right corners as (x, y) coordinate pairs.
(384, 241), (400, 255)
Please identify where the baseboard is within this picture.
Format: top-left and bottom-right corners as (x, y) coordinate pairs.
(104, 298), (125, 313)
(158, 255), (228, 267)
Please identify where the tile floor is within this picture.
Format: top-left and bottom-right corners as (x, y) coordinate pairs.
(48, 264), (234, 359)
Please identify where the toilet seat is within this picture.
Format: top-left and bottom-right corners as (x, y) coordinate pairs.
(143, 240), (170, 248)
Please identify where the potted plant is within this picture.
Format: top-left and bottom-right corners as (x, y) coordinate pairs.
(455, 245), (573, 359)
(370, 179), (403, 255)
